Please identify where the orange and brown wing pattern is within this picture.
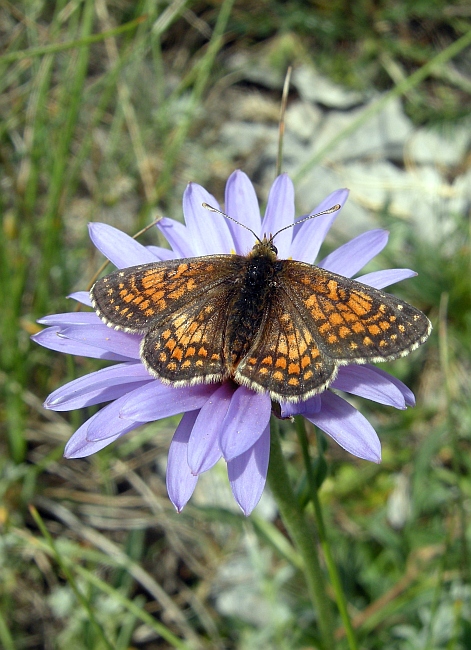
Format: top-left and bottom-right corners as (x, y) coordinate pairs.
(140, 281), (237, 385)
(235, 291), (337, 402)
(282, 260), (432, 363)
(91, 255), (241, 333)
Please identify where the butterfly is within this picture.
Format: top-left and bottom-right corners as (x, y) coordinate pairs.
(90, 205), (431, 403)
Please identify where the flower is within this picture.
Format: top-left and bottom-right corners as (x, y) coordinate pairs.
(33, 171), (417, 515)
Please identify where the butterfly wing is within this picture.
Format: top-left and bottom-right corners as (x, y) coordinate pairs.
(281, 260), (431, 363)
(91, 255), (240, 333)
(234, 288), (338, 402)
(140, 281), (239, 385)
(91, 255), (245, 385)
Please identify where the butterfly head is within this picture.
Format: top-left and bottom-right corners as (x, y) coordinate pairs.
(248, 235), (278, 261)
(202, 201), (342, 259)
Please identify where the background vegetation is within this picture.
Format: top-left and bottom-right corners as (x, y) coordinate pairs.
(1, 1), (470, 648)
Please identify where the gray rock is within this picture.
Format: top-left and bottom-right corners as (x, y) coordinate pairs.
(227, 51), (286, 89)
(292, 64), (366, 109)
(285, 100), (323, 142)
(405, 125), (471, 167)
(338, 160), (459, 242)
(305, 96), (413, 163)
(219, 121), (278, 158)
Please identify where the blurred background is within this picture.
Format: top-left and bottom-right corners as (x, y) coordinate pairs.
(1, 1), (470, 648)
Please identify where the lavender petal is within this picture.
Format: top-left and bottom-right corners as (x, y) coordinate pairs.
(362, 364), (415, 406)
(332, 365), (407, 409)
(45, 362), (151, 411)
(32, 327), (131, 361)
(356, 269), (417, 289)
(224, 170), (261, 254)
(183, 182), (233, 255)
(187, 383), (232, 473)
(291, 189), (349, 263)
(261, 174), (295, 259)
(145, 245), (177, 260)
(38, 312), (99, 327)
(219, 388), (271, 461)
(157, 217), (194, 258)
(64, 410), (138, 458)
(68, 291), (92, 306)
(119, 381), (216, 421)
(308, 391), (381, 462)
(228, 423), (270, 516)
(282, 394), (322, 418)
(87, 387), (153, 441)
(166, 411), (200, 512)
(320, 229), (389, 277)
(88, 222), (159, 268)
(60, 324), (141, 359)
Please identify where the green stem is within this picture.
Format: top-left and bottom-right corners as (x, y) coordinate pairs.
(295, 417), (359, 650)
(267, 419), (335, 649)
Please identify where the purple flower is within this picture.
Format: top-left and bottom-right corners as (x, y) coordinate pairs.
(33, 171), (417, 515)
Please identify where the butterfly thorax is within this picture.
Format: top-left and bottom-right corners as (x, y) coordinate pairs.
(225, 238), (281, 370)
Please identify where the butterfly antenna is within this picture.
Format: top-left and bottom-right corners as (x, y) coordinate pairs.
(270, 203), (342, 241)
(202, 202), (263, 244)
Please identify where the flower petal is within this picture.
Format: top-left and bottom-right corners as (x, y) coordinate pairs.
(307, 391), (381, 462)
(44, 362), (151, 411)
(332, 365), (407, 409)
(166, 411), (200, 512)
(145, 245), (177, 260)
(60, 324), (141, 359)
(362, 365), (415, 406)
(32, 327), (131, 361)
(224, 170), (261, 254)
(157, 217), (195, 258)
(291, 189), (349, 263)
(219, 388), (271, 461)
(261, 174), (295, 259)
(320, 229), (389, 277)
(187, 383), (232, 473)
(356, 269), (417, 289)
(55, 380), (151, 411)
(183, 183), (233, 255)
(228, 423), (270, 516)
(281, 394), (321, 418)
(37, 312), (99, 327)
(68, 291), (92, 306)
(87, 386), (153, 441)
(118, 381), (216, 422)
(88, 223), (158, 268)
(64, 409), (138, 458)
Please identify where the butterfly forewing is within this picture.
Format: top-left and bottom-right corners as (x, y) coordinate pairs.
(281, 260), (432, 363)
(91, 255), (241, 333)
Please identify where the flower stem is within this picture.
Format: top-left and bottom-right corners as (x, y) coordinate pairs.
(267, 419), (335, 649)
(295, 417), (359, 650)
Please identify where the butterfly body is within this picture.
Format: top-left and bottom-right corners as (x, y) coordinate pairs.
(91, 237), (431, 403)
(225, 239), (280, 369)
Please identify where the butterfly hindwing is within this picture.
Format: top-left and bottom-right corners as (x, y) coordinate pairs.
(235, 286), (338, 401)
(140, 280), (237, 385)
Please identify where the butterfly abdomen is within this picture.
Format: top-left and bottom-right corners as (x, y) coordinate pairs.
(225, 253), (279, 370)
